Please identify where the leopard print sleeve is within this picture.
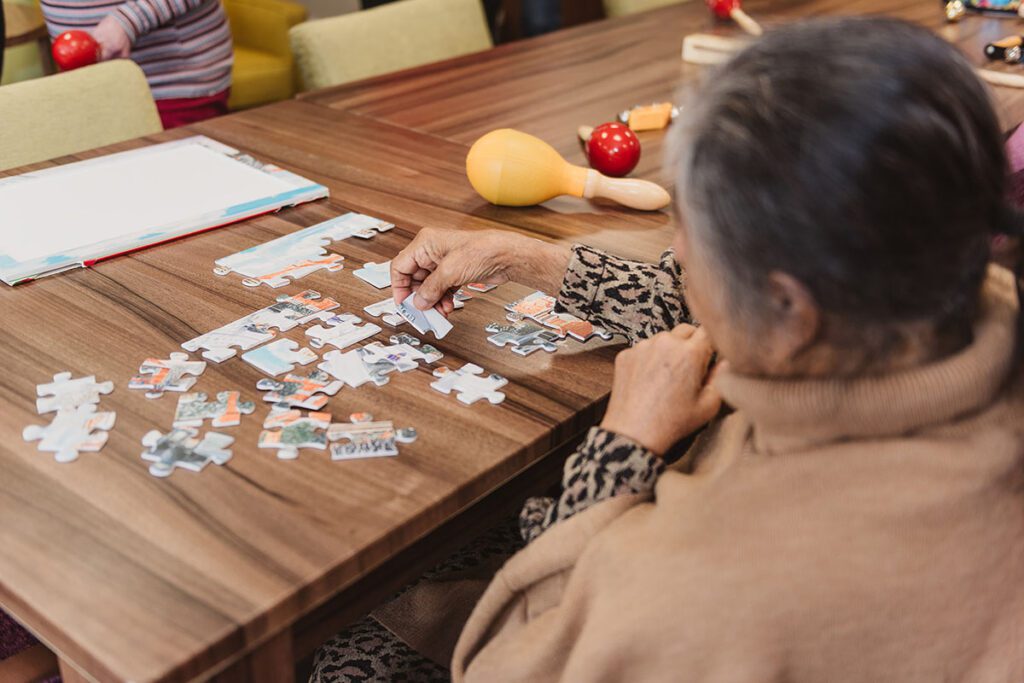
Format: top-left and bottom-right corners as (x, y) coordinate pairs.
(519, 426), (663, 543)
(556, 244), (691, 343)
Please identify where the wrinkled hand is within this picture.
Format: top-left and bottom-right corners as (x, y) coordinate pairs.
(93, 14), (131, 61)
(600, 325), (721, 456)
(390, 228), (569, 315)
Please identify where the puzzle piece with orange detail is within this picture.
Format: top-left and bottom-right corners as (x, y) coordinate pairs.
(256, 369), (342, 410)
(258, 405), (331, 460)
(172, 391), (255, 428)
(129, 352), (207, 398)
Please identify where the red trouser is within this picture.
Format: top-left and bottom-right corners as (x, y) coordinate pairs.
(155, 89), (230, 129)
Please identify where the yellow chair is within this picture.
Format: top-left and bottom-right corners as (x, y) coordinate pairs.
(223, 0), (307, 110)
(0, 60), (162, 172)
(290, 0), (492, 92)
(603, 0), (687, 18)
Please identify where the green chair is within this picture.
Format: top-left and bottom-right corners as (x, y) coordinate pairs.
(290, 0), (492, 92)
(603, 0), (687, 18)
(0, 60), (162, 172)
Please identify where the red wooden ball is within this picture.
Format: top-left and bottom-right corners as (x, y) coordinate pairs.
(586, 122), (641, 177)
(51, 31), (101, 72)
(706, 0), (737, 19)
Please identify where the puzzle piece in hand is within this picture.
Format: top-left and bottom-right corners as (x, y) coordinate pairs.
(259, 405), (331, 460)
(140, 428), (234, 478)
(182, 290), (339, 362)
(535, 312), (613, 343)
(129, 353), (207, 399)
(397, 293), (453, 339)
(35, 372), (114, 414)
(213, 212), (394, 287)
(485, 321), (561, 356)
(256, 369), (342, 409)
(23, 404), (116, 463)
(305, 313), (382, 350)
(353, 261), (392, 289)
(327, 412), (413, 460)
(364, 298), (407, 328)
(173, 391), (255, 428)
(241, 339), (318, 376)
(430, 363), (508, 406)
(505, 291), (557, 321)
(318, 348), (393, 388)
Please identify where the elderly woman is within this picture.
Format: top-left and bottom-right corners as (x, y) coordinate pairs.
(312, 17), (1024, 682)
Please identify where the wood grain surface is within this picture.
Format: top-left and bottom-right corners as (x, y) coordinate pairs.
(5, 1), (1024, 681)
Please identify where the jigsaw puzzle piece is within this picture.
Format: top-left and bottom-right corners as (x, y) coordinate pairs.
(327, 413), (404, 460)
(387, 333), (443, 363)
(396, 293), (453, 339)
(23, 404), (116, 462)
(182, 320), (277, 362)
(241, 339), (318, 376)
(430, 363), (508, 406)
(242, 254), (345, 289)
(305, 313), (382, 350)
(140, 428), (234, 478)
(364, 298), (407, 328)
(35, 372), (114, 414)
(129, 353), (207, 399)
(318, 348), (393, 388)
(485, 321), (561, 356)
(173, 391), (256, 428)
(249, 290), (341, 331)
(536, 311), (613, 343)
(353, 261), (392, 289)
(505, 291), (557, 321)
(256, 369), (342, 409)
(259, 405), (331, 460)
(465, 282), (498, 293)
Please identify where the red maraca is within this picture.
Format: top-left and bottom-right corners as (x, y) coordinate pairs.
(706, 0), (762, 36)
(52, 31), (101, 71)
(581, 122), (641, 177)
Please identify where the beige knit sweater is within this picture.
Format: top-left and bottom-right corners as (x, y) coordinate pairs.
(452, 265), (1024, 682)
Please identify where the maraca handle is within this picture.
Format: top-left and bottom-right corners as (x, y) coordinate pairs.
(731, 8), (763, 36)
(583, 169), (671, 211)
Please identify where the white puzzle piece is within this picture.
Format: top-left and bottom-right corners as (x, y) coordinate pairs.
(35, 372), (114, 414)
(129, 353), (206, 398)
(504, 291), (557, 321)
(259, 405), (331, 460)
(305, 313), (382, 350)
(485, 321), (561, 356)
(182, 289), (339, 362)
(388, 333), (443, 363)
(318, 348), (393, 388)
(327, 412), (414, 460)
(140, 428), (234, 478)
(213, 212), (395, 288)
(173, 391), (256, 428)
(430, 363), (508, 406)
(23, 404), (116, 463)
(503, 291), (612, 343)
(241, 338), (318, 376)
(465, 282), (498, 293)
(353, 260), (392, 289)
(363, 298), (407, 328)
(397, 293), (453, 339)
(256, 369), (343, 410)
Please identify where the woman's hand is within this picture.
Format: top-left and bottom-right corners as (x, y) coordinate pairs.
(93, 15), (131, 60)
(600, 325), (721, 456)
(390, 228), (571, 315)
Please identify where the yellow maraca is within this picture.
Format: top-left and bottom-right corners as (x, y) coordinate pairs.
(466, 129), (671, 211)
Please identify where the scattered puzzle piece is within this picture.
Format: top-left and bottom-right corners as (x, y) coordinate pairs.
(353, 260), (392, 289)
(35, 372), (114, 415)
(256, 369), (342, 409)
(485, 321), (561, 356)
(430, 363), (508, 406)
(466, 282), (498, 293)
(259, 405), (331, 460)
(173, 391), (255, 428)
(241, 339), (318, 376)
(129, 353), (207, 399)
(319, 348), (390, 388)
(182, 290), (339, 362)
(23, 404), (116, 463)
(305, 313), (382, 350)
(140, 428), (234, 478)
(327, 412), (415, 460)
(387, 333), (444, 363)
(535, 311), (613, 342)
(505, 291), (557, 320)
(213, 212), (394, 288)
(364, 298), (407, 328)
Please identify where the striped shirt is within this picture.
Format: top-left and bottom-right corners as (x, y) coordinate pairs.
(42, 0), (233, 100)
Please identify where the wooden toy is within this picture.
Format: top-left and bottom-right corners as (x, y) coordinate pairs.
(985, 35), (1024, 63)
(706, 0), (762, 36)
(51, 31), (100, 71)
(578, 122), (641, 177)
(617, 103), (677, 131)
(466, 129), (670, 211)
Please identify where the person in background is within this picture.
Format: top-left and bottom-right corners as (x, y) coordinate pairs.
(371, 17), (1022, 682)
(40, 0), (233, 128)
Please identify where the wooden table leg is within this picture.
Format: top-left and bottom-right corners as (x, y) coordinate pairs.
(210, 628), (295, 683)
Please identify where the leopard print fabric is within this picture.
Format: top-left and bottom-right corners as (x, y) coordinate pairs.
(556, 244), (691, 344)
(519, 244), (692, 543)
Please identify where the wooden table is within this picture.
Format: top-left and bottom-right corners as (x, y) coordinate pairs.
(4, 2), (1024, 682)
